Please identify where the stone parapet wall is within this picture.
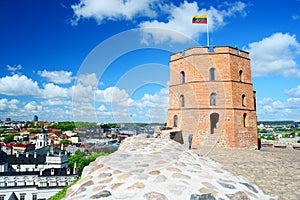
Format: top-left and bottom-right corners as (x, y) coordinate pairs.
(261, 139), (300, 148)
(64, 135), (276, 200)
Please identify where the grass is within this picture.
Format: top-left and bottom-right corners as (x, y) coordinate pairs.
(48, 178), (80, 200)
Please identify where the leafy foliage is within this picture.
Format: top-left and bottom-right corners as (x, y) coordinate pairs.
(59, 139), (71, 145)
(88, 152), (109, 163)
(47, 122), (76, 131)
(28, 129), (41, 133)
(100, 123), (119, 129)
(266, 136), (275, 140)
(3, 134), (14, 143)
(48, 178), (81, 200)
(68, 151), (108, 172)
(258, 129), (267, 133)
(27, 122), (42, 128)
(257, 121), (294, 126)
(68, 151), (88, 172)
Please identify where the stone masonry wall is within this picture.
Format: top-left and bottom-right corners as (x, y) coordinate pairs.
(63, 135), (276, 200)
(167, 46), (258, 148)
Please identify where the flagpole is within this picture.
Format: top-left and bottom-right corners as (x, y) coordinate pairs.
(206, 16), (209, 47)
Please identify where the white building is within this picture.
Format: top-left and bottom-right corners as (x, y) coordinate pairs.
(0, 168), (78, 200)
(35, 131), (48, 150)
(0, 146), (77, 200)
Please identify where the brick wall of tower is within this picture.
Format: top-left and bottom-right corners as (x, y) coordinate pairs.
(167, 46), (258, 149)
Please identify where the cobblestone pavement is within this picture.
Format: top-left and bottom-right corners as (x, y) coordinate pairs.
(205, 147), (300, 200)
(64, 135), (276, 200)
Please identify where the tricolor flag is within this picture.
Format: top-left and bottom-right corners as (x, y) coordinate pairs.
(192, 15), (208, 24)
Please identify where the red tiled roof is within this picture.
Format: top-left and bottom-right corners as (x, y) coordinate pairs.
(12, 143), (26, 148)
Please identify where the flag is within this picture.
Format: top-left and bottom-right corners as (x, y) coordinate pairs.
(192, 15), (208, 24)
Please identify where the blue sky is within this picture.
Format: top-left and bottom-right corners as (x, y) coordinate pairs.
(0, 0), (300, 123)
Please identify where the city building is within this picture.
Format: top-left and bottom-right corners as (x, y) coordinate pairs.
(0, 168), (78, 200)
(34, 115), (38, 122)
(295, 121), (299, 129)
(0, 146), (77, 200)
(35, 129), (48, 150)
(167, 46), (258, 148)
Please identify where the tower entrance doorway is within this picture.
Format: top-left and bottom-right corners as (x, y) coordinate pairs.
(210, 113), (219, 134)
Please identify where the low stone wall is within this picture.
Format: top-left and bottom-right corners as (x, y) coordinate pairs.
(64, 134), (276, 200)
(261, 139), (300, 149)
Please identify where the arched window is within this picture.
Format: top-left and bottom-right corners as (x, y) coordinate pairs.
(173, 115), (178, 127)
(210, 93), (216, 105)
(209, 68), (215, 81)
(180, 95), (185, 107)
(243, 113), (247, 127)
(242, 94), (245, 106)
(239, 70), (243, 82)
(180, 71), (185, 83)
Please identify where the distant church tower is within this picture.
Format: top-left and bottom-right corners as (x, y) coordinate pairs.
(167, 46), (258, 148)
(36, 126), (48, 149)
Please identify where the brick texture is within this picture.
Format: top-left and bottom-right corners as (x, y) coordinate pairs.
(167, 46), (258, 148)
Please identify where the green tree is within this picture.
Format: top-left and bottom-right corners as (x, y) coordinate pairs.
(28, 129), (41, 133)
(59, 139), (71, 145)
(258, 129), (267, 133)
(68, 151), (109, 172)
(88, 152), (109, 163)
(266, 135), (275, 140)
(68, 151), (89, 172)
(48, 178), (80, 200)
(3, 134), (14, 143)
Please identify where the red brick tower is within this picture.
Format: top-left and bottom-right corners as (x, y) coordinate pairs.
(167, 46), (258, 148)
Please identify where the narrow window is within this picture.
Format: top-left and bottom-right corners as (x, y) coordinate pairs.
(20, 194), (25, 200)
(243, 113), (247, 127)
(180, 71), (185, 83)
(210, 93), (216, 105)
(242, 94), (245, 106)
(173, 115), (178, 127)
(32, 194), (37, 200)
(239, 70), (243, 82)
(180, 95), (185, 107)
(209, 68), (215, 81)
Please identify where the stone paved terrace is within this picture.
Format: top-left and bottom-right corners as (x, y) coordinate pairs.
(204, 147), (300, 200)
(64, 135), (277, 200)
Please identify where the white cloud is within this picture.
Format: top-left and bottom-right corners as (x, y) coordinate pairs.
(257, 96), (300, 121)
(287, 97), (300, 106)
(7, 64), (22, 74)
(72, 84), (95, 102)
(71, 0), (246, 44)
(71, 0), (160, 25)
(72, 73), (103, 102)
(41, 99), (72, 107)
(246, 32), (300, 77)
(42, 83), (70, 99)
(257, 97), (273, 105)
(140, 1), (247, 44)
(285, 85), (300, 97)
(98, 105), (106, 111)
(77, 73), (101, 87)
(95, 87), (131, 104)
(72, 86), (169, 123)
(0, 98), (19, 110)
(136, 87), (169, 108)
(38, 70), (74, 84)
(0, 74), (41, 96)
(139, 88), (169, 122)
(24, 101), (42, 113)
